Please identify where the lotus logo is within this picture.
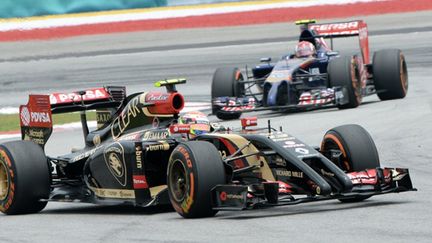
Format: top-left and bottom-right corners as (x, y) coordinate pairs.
(108, 153), (124, 177)
(104, 143), (127, 186)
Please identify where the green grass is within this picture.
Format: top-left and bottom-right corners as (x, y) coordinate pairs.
(0, 112), (96, 132)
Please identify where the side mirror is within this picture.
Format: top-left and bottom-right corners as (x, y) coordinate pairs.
(260, 57), (272, 63)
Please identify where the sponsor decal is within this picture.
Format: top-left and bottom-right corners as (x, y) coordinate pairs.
(175, 147), (194, 213)
(20, 107), (30, 126)
(135, 146), (142, 169)
(89, 186), (135, 199)
(49, 95), (58, 104)
(30, 112), (51, 123)
(181, 196), (194, 214)
(96, 110), (112, 128)
(146, 143), (170, 152)
(219, 191), (244, 202)
(310, 21), (360, 35)
(275, 170), (304, 178)
(142, 131), (169, 141)
(133, 175), (148, 189)
(145, 93), (170, 102)
(169, 124), (190, 134)
(219, 191), (227, 201)
(49, 88), (109, 105)
(265, 132), (296, 142)
(321, 169), (335, 177)
(20, 108), (51, 127)
(117, 132), (141, 141)
(28, 129), (44, 138)
(25, 128), (47, 145)
(295, 148), (310, 155)
(177, 147), (193, 169)
(70, 147), (100, 163)
(109, 153), (123, 177)
(283, 140), (305, 148)
(104, 143), (127, 186)
(111, 96), (142, 139)
(226, 193), (244, 200)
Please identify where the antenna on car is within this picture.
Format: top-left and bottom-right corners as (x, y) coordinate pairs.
(295, 19), (316, 31)
(154, 78), (187, 93)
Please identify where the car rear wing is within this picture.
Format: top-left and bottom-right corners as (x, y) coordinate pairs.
(296, 19), (370, 64)
(49, 86), (126, 114)
(19, 86), (126, 148)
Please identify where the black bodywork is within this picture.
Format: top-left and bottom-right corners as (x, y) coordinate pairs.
(13, 80), (414, 216)
(195, 125), (415, 210)
(22, 80), (188, 207)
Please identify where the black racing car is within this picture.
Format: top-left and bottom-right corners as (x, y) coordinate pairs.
(0, 80), (415, 218)
(211, 19), (408, 120)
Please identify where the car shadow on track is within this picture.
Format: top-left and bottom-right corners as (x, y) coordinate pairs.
(42, 204), (174, 215)
(216, 199), (410, 220)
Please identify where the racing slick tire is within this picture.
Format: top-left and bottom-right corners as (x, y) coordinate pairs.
(167, 141), (225, 218)
(328, 56), (362, 109)
(321, 124), (380, 202)
(373, 49), (408, 100)
(0, 141), (51, 215)
(211, 67), (244, 120)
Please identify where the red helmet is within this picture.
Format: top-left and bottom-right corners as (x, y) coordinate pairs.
(295, 41), (316, 58)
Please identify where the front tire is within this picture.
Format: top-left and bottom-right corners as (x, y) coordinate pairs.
(373, 49), (408, 100)
(327, 56), (362, 109)
(0, 141), (51, 215)
(211, 67), (244, 120)
(167, 141), (225, 218)
(321, 124), (380, 202)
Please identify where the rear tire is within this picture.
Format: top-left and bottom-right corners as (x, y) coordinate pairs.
(373, 49), (408, 100)
(327, 56), (362, 109)
(0, 141), (51, 215)
(321, 124), (380, 202)
(211, 67), (244, 120)
(168, 141), (225, 218)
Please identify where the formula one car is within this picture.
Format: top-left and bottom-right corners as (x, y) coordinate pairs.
(0, 80), (415, 218)
(211, 19), (409, 120)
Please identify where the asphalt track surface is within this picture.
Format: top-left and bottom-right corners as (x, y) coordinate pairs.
(1, 11), (432, 242)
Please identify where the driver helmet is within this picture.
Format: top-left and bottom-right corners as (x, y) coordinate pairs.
(178, 111), (211, 137)
(295, 41), (316, 58)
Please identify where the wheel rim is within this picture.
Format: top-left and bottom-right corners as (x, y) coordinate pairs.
(322, 135), (351, 172)
(400, 55), (408, 93)
(168, 160), (189, 203)
(0, 161), (9, 201)
(350, 62), (362, 104)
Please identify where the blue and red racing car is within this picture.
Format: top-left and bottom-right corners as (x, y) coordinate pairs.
(211, 19), (408, 120)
